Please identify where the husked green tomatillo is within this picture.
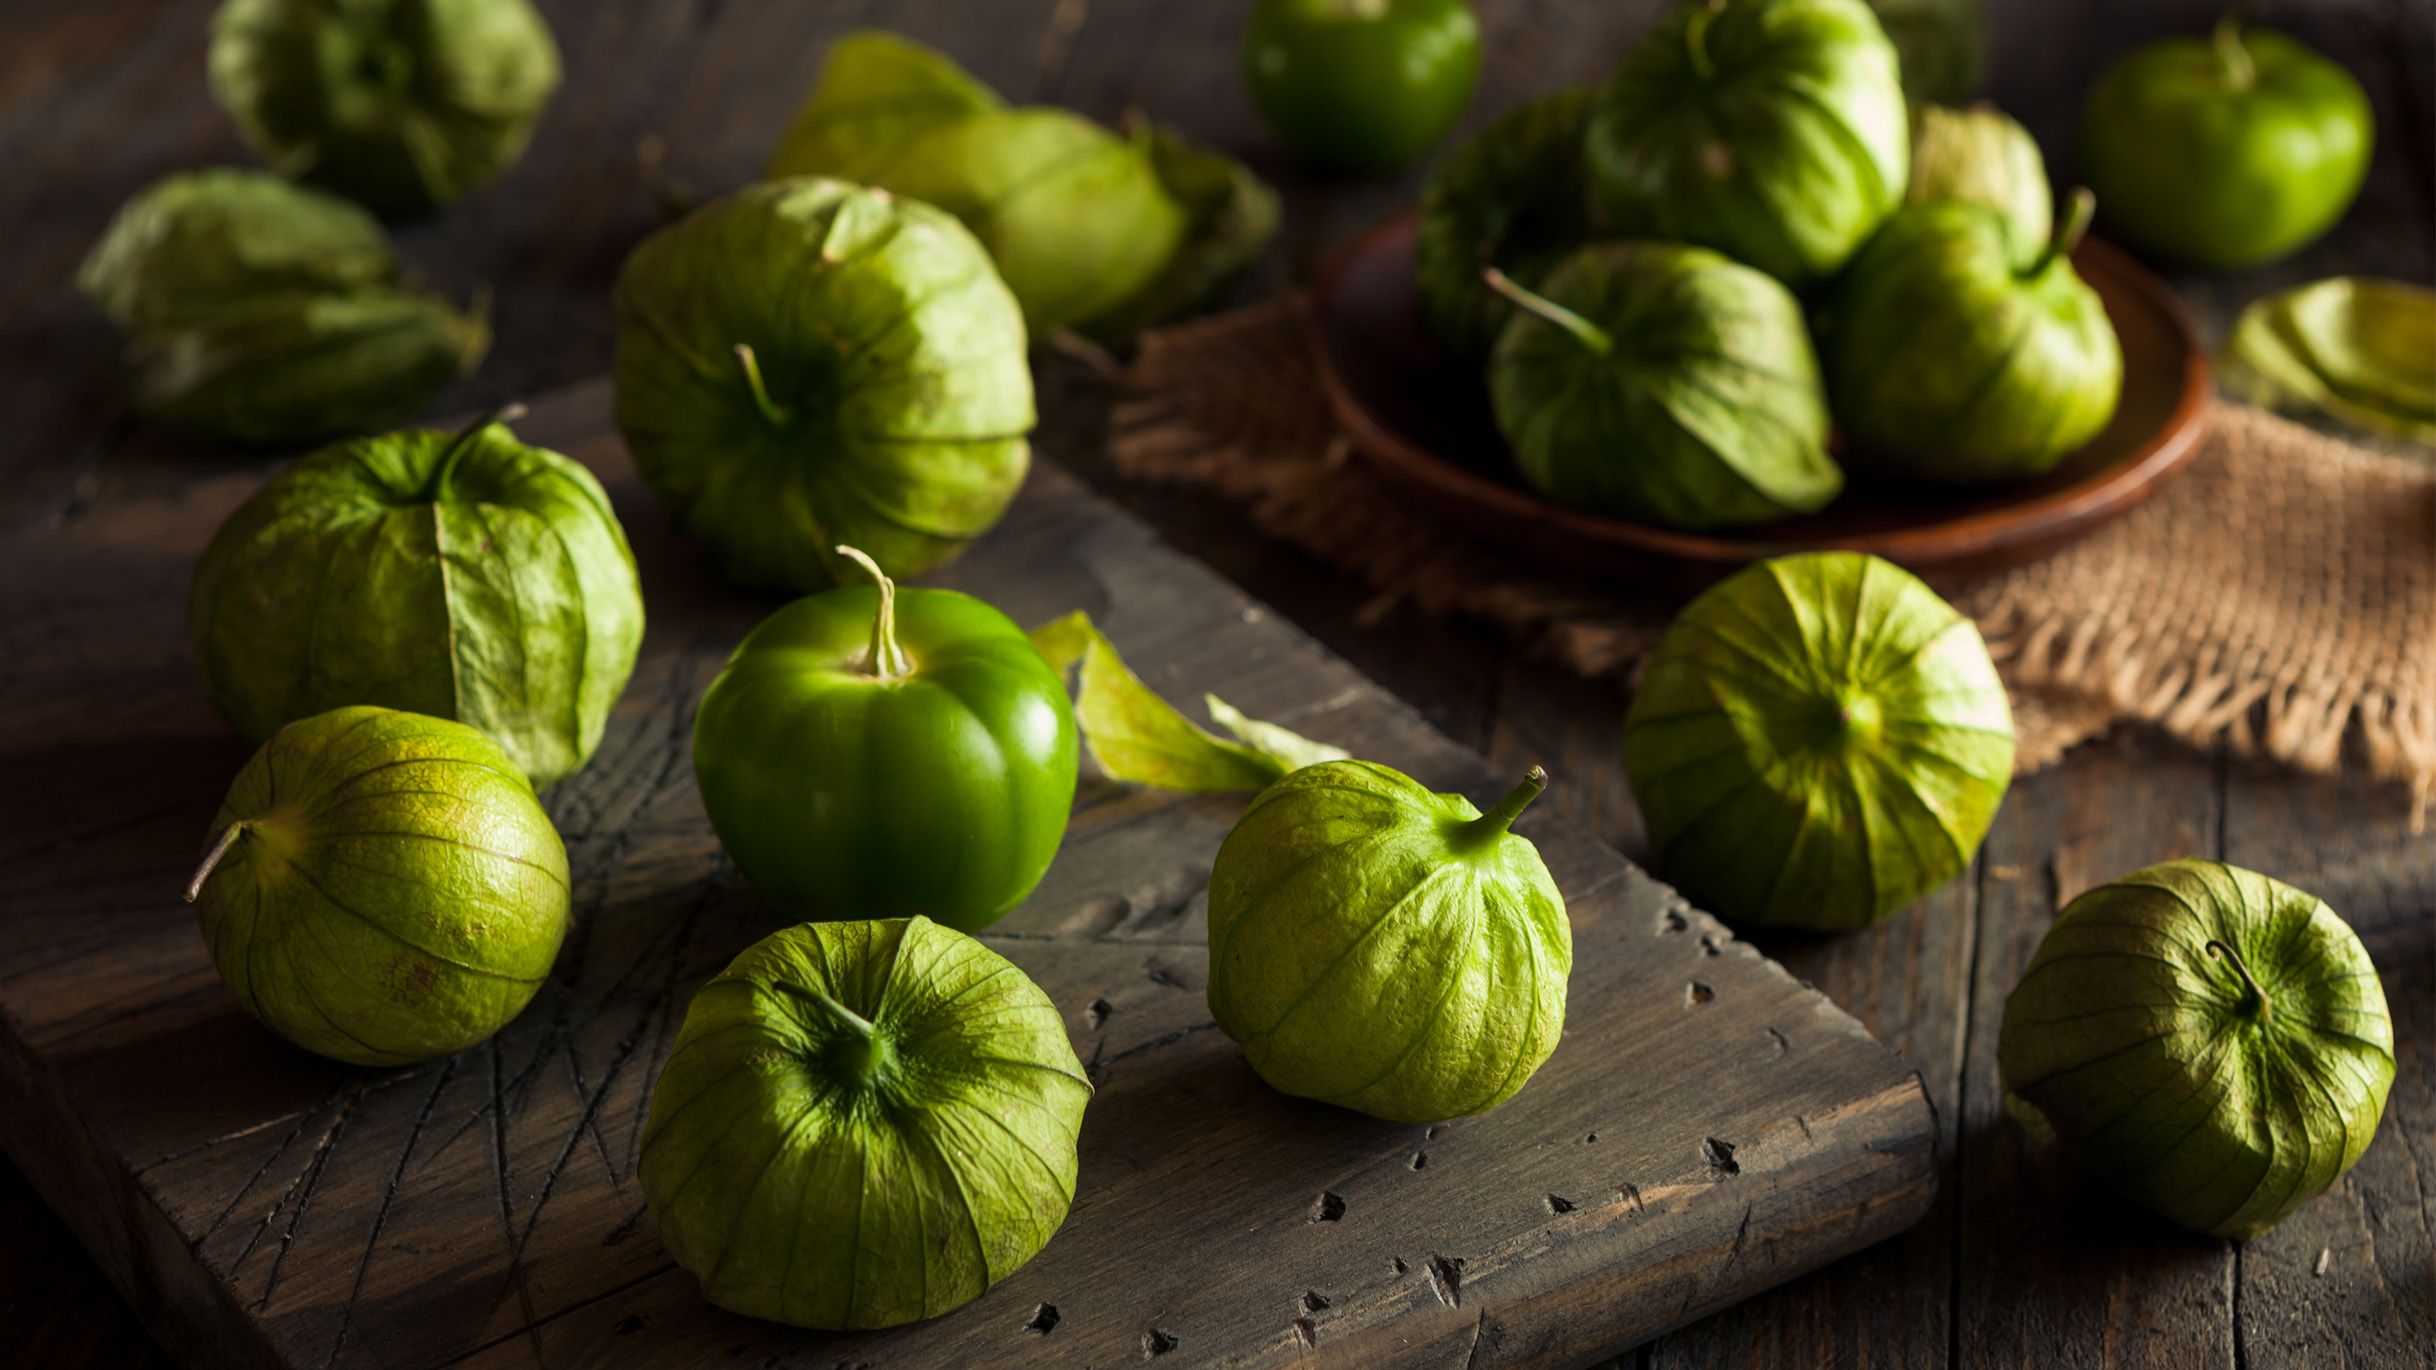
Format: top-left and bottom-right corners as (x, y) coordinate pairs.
(1206, 760), (1571, 1122)
(189, 410), (643, 788)
(640, 916), (1091, 1329)
(210, 0), (563, 216)
(2000, 859), (2393, 1240)
(1584, 0), (1909, 287)
(186, 706), (570, 1066)
(1622, 553), (2013, 930)
(1825, 189), (2121, 483)
(1484, 241), (1841, 530)
(77, 169), (487, 444)
(613, 178), (1034, 592)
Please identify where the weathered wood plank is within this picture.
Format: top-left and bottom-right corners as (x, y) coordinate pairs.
(0, 380), (1934, 1369)
(1953, 736), (2239, 1368)
(2219, 762), (2436, 1369)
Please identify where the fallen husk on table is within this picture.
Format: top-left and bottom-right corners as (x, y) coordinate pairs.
(1028, 610), (1346, 792)
(2220, 277), (2436, 445)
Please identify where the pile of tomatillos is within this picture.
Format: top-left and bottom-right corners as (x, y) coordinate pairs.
(83, 0), (2398, 1340)
(1416, 0), (2375, 528)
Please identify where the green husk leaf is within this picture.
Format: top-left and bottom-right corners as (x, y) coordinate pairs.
(1078, 120), (1282, 337)
(764, 29), (1006, 184)
(1027, 610), (1343, 791)
(1907, 101), (2050, 263)
(2220, 277), (2436, 443)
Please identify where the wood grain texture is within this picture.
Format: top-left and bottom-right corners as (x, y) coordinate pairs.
(0, 381), (1936, 1369)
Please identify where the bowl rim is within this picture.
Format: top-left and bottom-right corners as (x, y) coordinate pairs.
(1309, 210), (2214, 569)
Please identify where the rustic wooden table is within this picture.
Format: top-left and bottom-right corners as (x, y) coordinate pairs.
(2, 1), (2428, 1367)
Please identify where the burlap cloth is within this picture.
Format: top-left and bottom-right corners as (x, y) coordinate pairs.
(1104, 296), (2436, 824)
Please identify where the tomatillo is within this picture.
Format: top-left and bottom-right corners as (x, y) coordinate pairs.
(691, 547), (1077, 933)
(1243, 0), (1482, 174)
(2082, 15), (2372, 270)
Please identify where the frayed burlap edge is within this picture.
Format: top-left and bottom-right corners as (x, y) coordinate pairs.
(1108, 295), (2435, 827)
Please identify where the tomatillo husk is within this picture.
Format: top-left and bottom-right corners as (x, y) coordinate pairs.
(1414, 87), (1596, 360)
(1999, 859), (2394, 1240)
(639, 915), (1091, 1329)
(1621, 552), (2013, 930)
(1206, 760), (1572, 1123)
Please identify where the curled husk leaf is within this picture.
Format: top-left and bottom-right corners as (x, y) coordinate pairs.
(1486, 241), (1841, 530)
(77, 169), (487, 444)
(2219, 277), (2436, 444)
(1907, 101), (2049, 255)
(1999, 859), (2394, 1240)
(1621, 553), (2014, 931)
(612, 178), (1034, 592)
(639, 916), (1091, 1329)
(1415, 88), (1597, 360)
(1206, 760), (1572, 1123)
(189, 417), (643, 788)
(1584, 0), (1909, 287)
(189, 706), (570, 1066)
(209, 0), (563, 216)
(1825, 195), (2121, 482)
(769, 31), (1266, 335)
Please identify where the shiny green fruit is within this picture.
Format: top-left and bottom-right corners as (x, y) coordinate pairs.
(1414, 88), (1595, 360)
(186, 706), (569, 1066)
(1243, 0), (1483, 174)
(2000, 859), (2394, 1240)
(2082, 18), (2372, 271)
(691, 549), (1078, 933)
(1585, 0), (1909, 287)
(1621, 553), (2013, 931)
(613, 179), (1034, 593)
(1206, 761), (1571, 1123)
(1485, 241), (1840, 530)
(640, 916), (1091, 1329)
(1825, 190), (2121, 483)
(189, 413), (643, 789)
(210, 0), (562, 217)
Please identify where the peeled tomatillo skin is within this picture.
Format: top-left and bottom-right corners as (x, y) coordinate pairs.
(1206, 761), (1572, 1123)
(1999, 860), (2393, 1240)
(613, 179), (1034, 594)
(1621, 553), (2013, 931)
(1825, 191), (2122, 484)
(189, 413), (644, 789)
(188, 706), (570, 1067)
(639, 916), (1091, 1329)
(2082, 20), (2372, 272)
(1584, 0), (1909, 288)
(1486, 242), (1841, 531)
(691, 549), (1078, 933)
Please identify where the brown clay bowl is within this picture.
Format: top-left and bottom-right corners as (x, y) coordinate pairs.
(1310, 212), (2211, 586)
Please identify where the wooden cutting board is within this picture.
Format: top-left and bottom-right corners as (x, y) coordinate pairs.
(0, 380), (1934, 1370)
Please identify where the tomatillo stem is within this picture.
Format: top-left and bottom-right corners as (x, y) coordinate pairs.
(1482, 269), (1614, 356)
(2211, 10), (2256, 91)
(1686, 0), (1725, 80)
(2026, 188), (2097, 279)
(733, 343), (792, 427)
(1461, 765), (1549, 845)
(425, 400), (527, 502)
(2205, 938), (2274, 1023)
(835, 544), (912, 681)
(184, 821), (250, 903)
